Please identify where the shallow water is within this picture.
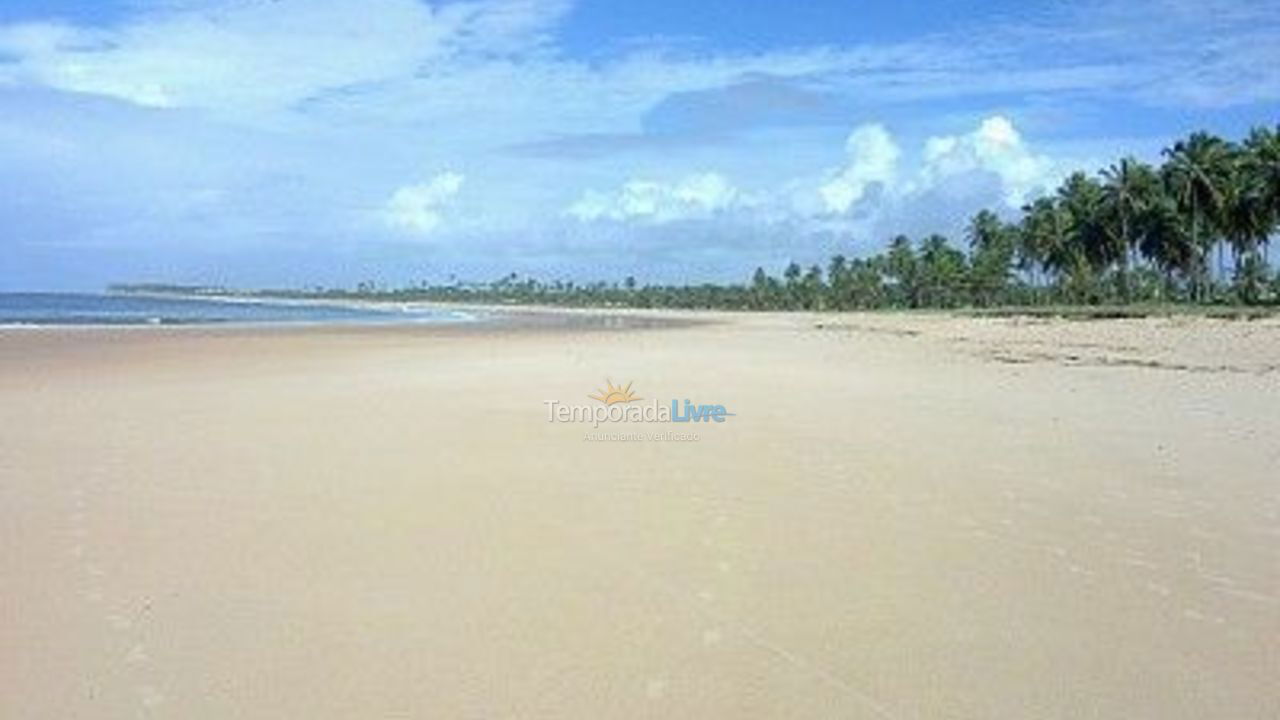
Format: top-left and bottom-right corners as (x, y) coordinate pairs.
(0, 293), (473, 327)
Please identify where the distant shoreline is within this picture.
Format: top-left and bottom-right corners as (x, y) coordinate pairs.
(108, 286), (1280, 323)
(0, 291), (478, 330)
(0, 291), (713, 333)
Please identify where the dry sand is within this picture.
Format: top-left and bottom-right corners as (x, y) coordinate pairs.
(2, 311), (1277, 719)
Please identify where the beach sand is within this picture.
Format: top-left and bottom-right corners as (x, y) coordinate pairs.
(2, 312), (1277, 719)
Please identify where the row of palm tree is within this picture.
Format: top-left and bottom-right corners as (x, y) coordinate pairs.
(1011, 126), (1280, 306)
(257, 126), (1279, 311)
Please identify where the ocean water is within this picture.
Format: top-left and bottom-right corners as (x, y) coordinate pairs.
(0, 293), (476, 327)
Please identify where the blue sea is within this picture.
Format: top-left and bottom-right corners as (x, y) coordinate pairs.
(0, 293), (476, 327)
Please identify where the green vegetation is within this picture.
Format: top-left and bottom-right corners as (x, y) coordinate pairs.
(120, 127), (1280, 312)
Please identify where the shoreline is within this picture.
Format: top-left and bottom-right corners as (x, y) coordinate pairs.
(8, 288), (1278, 333)
(0, 291), (730, 332)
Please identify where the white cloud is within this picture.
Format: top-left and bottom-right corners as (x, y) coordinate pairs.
(567, 172), (744, 224)
(0, 0), (568, 115)
(563, 116), (1077, 234)
(815, 116), (1063, 217)
(819, 124), (900, 214)
(1, 0), (1275, 288)
(914, 116), (1058, 208)
(798, 115), (1091, 243)
(384, 172), (465, 235)
(0, 0), (1269, 141)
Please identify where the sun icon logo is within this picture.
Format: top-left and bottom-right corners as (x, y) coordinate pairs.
(589, 379), (641, 405)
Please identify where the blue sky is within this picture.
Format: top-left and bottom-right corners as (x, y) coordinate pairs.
(2, 0), (1278, 290)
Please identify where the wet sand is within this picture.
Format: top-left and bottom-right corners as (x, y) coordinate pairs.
(2, 311), (1277, 718)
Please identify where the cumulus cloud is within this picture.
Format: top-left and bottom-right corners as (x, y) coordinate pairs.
(562, 116), (1071, 235)
(567, 172), (745, 224)
(814, 116), (1064, 219)
(914, 116), (1056, 208)
(757, 113), (1097, 247)
(384, 172), (465, 235)
(819, 124), (900, 214)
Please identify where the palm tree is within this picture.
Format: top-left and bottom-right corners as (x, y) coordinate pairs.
(847, 257), (886, 308)
(1138, 194), (1195, 300)
(1162, 132), (1233, 300)
(1037, 174), (1104, 302)
(1221, 173), (1277, 304)
(751, 267), (771, 310)
(783, 262), (803, 310)
(918, 234), (968, 308)
(1241, 126), (1280, 265)
(1021, 196), (1072, 297)
(884, 235), (918, 308)
(1014, 204), (1045, 298)
(1059, 172), (1107, 269)
(967, 210), (1015, 306)
(827, 254), (849, 310)
(802, 265), (826, 310)
(1099, 158), (1159, 302)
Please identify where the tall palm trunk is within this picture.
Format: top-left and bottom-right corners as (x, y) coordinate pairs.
(1190, 201), (1198, 301)
(1118, 209), (1131, 303)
